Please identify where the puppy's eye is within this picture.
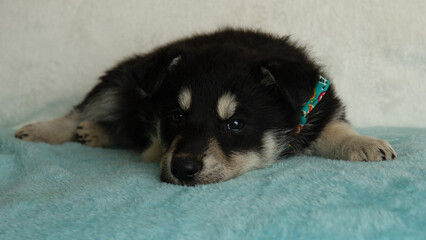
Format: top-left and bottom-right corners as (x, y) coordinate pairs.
(170, 111), (184, 123)
(227, 119), (244, 133)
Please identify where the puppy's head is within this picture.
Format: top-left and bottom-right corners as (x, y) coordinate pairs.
(139, 44), (319, 185)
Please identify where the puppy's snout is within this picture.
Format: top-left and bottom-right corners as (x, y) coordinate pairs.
(171, 158), (202, 182)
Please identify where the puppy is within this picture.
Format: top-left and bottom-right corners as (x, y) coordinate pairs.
(15, 28), (396, 186)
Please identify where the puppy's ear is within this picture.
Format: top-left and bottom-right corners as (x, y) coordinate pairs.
(132, 50), (182, 97)
(260, 60), (319, 111)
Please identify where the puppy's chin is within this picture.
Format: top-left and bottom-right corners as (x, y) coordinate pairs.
(160, 174), (186, 186)
(160, 170), (230, 186)
(160, 173), (217, 186)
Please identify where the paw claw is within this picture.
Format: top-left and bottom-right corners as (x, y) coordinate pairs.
(379, 149), (387, 161)
(345, 136), (396, 162)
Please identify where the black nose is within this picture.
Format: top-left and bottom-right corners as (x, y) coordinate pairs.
(171, 158), (202, 182)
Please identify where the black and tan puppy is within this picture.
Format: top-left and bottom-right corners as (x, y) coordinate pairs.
(15, 28), (396, 185)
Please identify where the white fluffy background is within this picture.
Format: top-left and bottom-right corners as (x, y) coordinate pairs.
(1, 0), (425, 128)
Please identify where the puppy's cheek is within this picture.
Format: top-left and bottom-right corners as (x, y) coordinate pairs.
(229, 152), (264, 176)
(196, 155), (253, 184)
(159, 148), (178, 184)
(158, 135), (183, 184)
(159, 156), (176, 184)
(196, 160), (230, 184)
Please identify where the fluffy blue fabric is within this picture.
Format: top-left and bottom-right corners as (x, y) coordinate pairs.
(0, 127), (425, 240)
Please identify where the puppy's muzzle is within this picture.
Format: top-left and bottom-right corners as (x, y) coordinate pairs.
(171, 158), (203, 182)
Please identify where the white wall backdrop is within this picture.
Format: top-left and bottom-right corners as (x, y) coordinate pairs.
(1, 0), (425, 128)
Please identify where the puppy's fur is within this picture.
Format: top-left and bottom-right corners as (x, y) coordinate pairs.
(15, 29), (396, 185)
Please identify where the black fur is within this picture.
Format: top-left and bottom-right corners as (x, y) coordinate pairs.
(75, 28), (344, 156)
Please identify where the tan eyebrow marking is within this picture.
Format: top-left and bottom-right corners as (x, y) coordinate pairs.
(217, 92), (237, 120)
(178, 88), (192, 111)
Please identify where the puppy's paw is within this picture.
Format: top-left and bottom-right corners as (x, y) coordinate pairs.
(343, 136), (396, 161)
(76, 121), (111, 148)
(15, 123), (45, 142)
(15, 115), (79, 145)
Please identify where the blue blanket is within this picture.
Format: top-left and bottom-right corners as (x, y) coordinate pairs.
(0, 127), (425, 239)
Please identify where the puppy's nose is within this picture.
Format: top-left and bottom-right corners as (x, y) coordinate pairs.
(171, 158), (202, 182)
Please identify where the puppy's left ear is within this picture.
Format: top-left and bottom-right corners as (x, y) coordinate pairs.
(260, 59), (319, 111)
(132, 50), (182, 97)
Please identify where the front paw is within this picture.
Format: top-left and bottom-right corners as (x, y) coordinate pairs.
(343, 136), (396, 161)
(15, 124), (45, 142)
(75, 121), (111, 148)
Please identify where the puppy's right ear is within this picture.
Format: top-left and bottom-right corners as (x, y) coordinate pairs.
(259, 60), (319, 111)
(132, 50), (182, 97)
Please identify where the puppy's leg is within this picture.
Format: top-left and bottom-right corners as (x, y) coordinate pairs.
(312, 121), (396, 161)
(15, 111), (80, 145)
(15, 81), (119, 146)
